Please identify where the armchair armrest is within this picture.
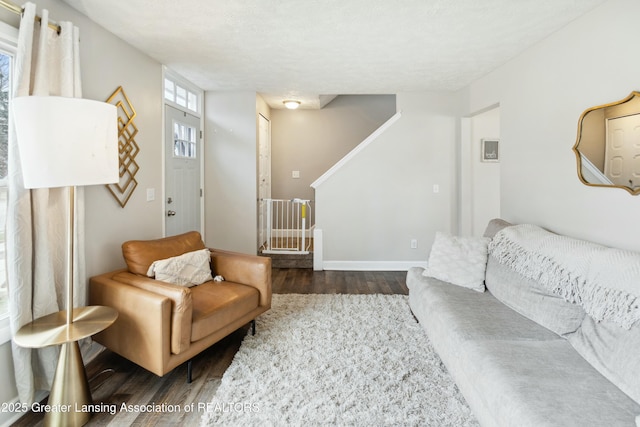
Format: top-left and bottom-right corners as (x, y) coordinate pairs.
(89, 272), (172, 376)
(210, 249), (272, 307)
(91, 270), (193, 355)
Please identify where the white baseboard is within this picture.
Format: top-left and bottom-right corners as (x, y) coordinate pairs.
(321, 260), (429, 271)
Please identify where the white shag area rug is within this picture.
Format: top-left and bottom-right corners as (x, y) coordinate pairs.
(201, 294), (478, 427)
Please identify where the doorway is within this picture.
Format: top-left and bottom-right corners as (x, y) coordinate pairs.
(258, 113), (272, 248)
(605, 113), (640, 190)
(460, 106), (501, 236)
(165, 104), (202, 236)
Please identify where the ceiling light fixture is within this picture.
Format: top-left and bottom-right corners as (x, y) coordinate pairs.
(283, 100), (301, 110)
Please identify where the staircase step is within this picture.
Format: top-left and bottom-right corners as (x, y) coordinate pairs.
(259, 251), (313, 269)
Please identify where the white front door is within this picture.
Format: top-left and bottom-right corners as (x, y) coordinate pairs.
(258, 114), (271, 249)
(165, 105), (202, 236)
(605, 113), (640, 189)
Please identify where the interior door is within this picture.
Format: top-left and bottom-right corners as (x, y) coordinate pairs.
(165, 105), (202, 236)
(258, 114), (271, 249)
(605, 113), (640, 189)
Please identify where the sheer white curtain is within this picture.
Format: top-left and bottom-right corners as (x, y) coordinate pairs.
(7, 3), (86, 404)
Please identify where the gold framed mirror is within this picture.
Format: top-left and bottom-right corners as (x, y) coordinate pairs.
(573, 91), (640, 195)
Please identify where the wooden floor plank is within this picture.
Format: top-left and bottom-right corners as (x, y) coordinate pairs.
(11, 268), (408, 426)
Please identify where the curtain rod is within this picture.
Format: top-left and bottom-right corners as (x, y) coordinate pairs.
(0, 0), (61, 34)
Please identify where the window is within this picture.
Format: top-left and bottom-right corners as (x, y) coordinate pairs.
(0, 50), (10, 322)
(163, 70), (201, 115)
(0, 55), (8, 323)
(164, 78), (175, 102)
(0, 21), (17, 330)
(173, 121), (197, 158)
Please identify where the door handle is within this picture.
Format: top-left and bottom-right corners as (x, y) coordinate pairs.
(167, 210), (176, 217)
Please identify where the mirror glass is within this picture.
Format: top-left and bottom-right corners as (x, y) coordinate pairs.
(573, 92), (640, 195)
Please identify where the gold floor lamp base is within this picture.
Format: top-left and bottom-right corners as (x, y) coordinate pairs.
(14, 306), (118, 427)
(46, 341), (92, 427)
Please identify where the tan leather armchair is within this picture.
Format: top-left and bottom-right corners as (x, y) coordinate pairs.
(89, 231), (271, 381)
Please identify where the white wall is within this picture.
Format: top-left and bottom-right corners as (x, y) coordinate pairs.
(204, 91), (259, 254)
(315, 92), (461, 270)
(78, 15), (164, 277)
(465, 0), (640, 251)
(271, 95), (396, 202)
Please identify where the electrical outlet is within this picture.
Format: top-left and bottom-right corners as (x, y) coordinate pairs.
(292, 170), (300, 179)
(410, 239), (418, 249)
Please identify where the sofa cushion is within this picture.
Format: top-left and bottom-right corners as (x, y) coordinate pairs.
(423, 232), (490, 292)
(122, 231), (206, 276)
(407, 267), (640, 426)
(464, 338), (640, 427)
(569, 317), (640, 405)
(485, 255), (585, 337)
(147, 248), (213, 287)
(408, 268), (561, 344)
(191, 281), (260, 342)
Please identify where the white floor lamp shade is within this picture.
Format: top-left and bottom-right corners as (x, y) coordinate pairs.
(11, 96), (119, 188)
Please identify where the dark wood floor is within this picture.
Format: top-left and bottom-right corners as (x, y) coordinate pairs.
(12, 268), (408, 426)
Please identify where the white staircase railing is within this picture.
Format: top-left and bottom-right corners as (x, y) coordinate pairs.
(260, 198), (313, 254)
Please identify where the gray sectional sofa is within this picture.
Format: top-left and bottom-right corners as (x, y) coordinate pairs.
(407, 219), (640, 426)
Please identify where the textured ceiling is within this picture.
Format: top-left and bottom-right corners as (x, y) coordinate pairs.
(62, 0), (606, 108)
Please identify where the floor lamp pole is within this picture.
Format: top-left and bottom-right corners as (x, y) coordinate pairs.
(67, 185), (75, 326)
(14, 184), (117, 427)
(46, 185), (91, 427)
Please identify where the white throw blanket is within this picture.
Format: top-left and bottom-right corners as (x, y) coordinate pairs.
(489, 224), (640, 329)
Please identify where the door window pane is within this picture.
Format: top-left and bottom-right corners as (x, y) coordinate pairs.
(173, 121), (197, 159)
(164, 78), (174, 102)
(164, 74), (200, 114)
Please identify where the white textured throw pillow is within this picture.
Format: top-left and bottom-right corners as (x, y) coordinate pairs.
(423, 232), (490, 292)
(147, 248), (213, 287)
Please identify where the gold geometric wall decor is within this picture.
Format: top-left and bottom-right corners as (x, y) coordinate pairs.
(105, 86), (139, 208)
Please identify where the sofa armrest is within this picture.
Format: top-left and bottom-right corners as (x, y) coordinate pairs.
(91, 270), (193, 355)
(210, 249), (272, 307)
(89, 273), (172, 376)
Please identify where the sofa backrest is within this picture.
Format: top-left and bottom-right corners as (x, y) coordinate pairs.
(483, 219), (640, 405)
(122, 231), (206, 276)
